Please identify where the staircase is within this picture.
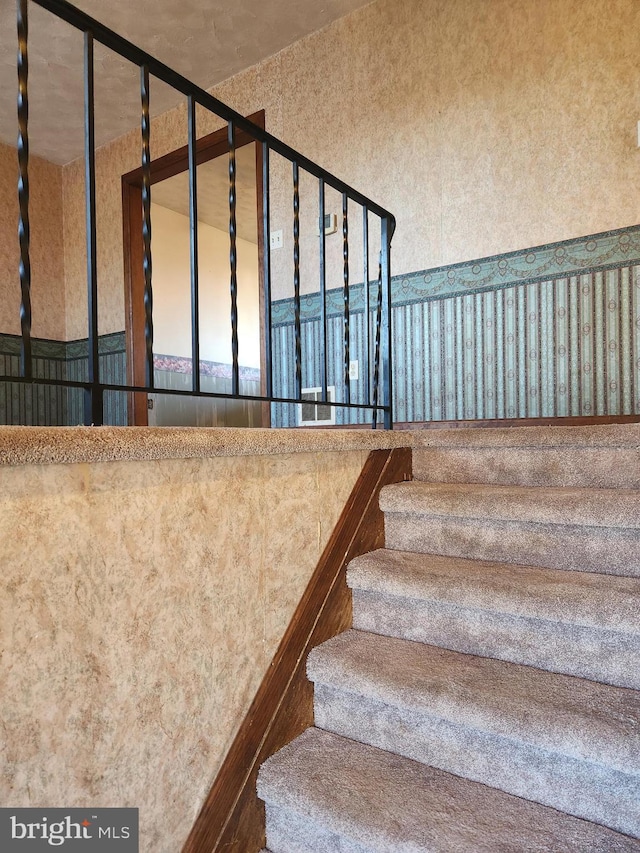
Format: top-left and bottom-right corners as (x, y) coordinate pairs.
(257, 426), (640, 851)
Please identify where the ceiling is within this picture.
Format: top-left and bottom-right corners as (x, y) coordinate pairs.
(152, 143), (258, 243)
(0, 0), (373, 165)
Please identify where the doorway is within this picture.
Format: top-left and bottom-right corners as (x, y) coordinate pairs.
(122, 110), (268, 426)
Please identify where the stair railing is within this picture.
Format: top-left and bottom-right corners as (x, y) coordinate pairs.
(9, 0), (396, 428)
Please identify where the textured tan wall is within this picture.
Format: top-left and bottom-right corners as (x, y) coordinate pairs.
(61, 0), (640, 337)
(0, 141), (66, 338)
(0, 448), (367, 851)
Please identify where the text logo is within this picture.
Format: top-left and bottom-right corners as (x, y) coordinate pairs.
(0, 809), (138, 851)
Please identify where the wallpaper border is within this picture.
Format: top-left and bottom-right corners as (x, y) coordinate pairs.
(0, 333), (67, 360)
(271, 223), (640, 326)
(154, 354), (260, 383)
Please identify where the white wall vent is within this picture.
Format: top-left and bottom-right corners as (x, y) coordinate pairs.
(298, 386), (336, 426)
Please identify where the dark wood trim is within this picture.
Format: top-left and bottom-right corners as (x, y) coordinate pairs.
(121, 111), (266, 426)
(121, 111), (265, 187)
(182, 447), (412, 853)
(122, 180), (147, 424)
(392, 414), (640, 430)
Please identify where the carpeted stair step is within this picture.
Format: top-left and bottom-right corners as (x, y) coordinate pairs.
(412, 424), (640, 489)
(257, 727), (639, 852)
(347, 549), (640, 689)
(307, 629), (640, 838)
(380, 481), (640, 576)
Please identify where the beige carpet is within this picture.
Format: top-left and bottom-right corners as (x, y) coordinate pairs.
(258, 425), (640, 852)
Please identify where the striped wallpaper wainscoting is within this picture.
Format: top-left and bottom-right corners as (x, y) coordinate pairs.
(4, 226), (640, 428)
(0, 335), (68, 426)
(66, 333), (128, 426)
(0, 332), (127, 426)
(394, 271), (639, 422)
(271, 311), (378, 427)
(270, 225), (640, 426)
(0, 333), (259, 427)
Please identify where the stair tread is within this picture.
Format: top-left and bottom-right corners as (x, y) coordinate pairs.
(411, 423), (640, 449)
(258, 728), (638, 852)
(412, 446), (640, 489)
(308, 629), (640, 775)
(347, 549), (640, 635)
(380, 481), (640, 529)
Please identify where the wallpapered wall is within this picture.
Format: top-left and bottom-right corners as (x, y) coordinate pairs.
(0, 332), (127, 426)
(59, 0), (640, 339)
(0, 330), (260, 427)
(271, 225), (640, 426)
(4, 0), (640, 425)
(4, 224), (640, 427)
(1, 447), (369, 851)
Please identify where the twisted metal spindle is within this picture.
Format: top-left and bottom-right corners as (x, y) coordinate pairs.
(293, 161), (302, 399)
(187, 96), (200, 394)
(342, 193), (350, 405)
(372, 257), (383, 428)
(362, 206), (370, 403)
(262, 141), (273, 399)
(228, 121), (239, 394)
(319, 178), (328, 402)
(140, 64), (153, 388)
(380, 217), (393, 429)
(17, 0), (31, 379)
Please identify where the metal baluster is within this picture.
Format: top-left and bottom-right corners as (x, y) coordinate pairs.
(381, 216), (393, 429)
(262, 141), (273, 398)
(188, 96), (200, 393)
(293, 161), (302, 399)
(228, 120), (239, 395)
(140, 64), (153, 388)
(84, 30), (102, 424)
(17, 0), (31, 380)
(319, 179), (328, 402)
(362, 206), (370, 405)
(342, 193), (350, 406)
(372, 255), (382, 429)
(9, 0), (398, 430)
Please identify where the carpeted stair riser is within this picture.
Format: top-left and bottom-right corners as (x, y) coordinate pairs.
(380, 482), (640, 577)
(348, 550), (640, 689)
(381, 482), (640, 529)
(258, 728), (640, 853)
(264, 803), (373, 853)
(384, 515), (640, 577)
(412, 447), (640, 489)
(314, 684), (639, 838)
(410, 423), (640, 488)
(308, 634), (640, 838)
(351, 589), (640, 689)
(308, 631), (640, 774)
